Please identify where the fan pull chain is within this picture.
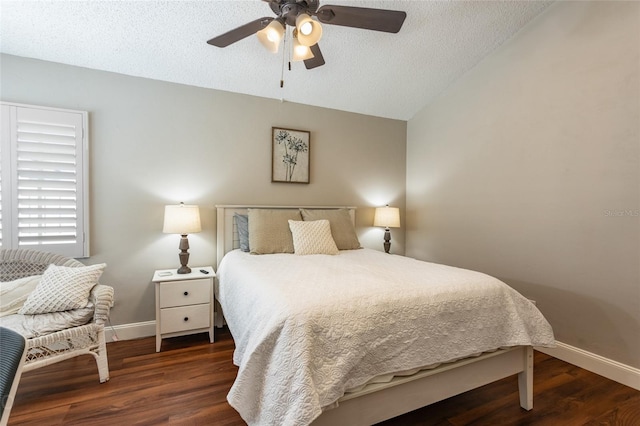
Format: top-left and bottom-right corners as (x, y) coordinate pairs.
(288, 26), (292, 72)
(280, 28), (288, 88)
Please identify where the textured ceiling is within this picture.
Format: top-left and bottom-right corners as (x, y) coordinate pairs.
(0, 0), (553, 120)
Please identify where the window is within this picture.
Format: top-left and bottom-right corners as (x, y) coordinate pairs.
(0, 102), (89, 258)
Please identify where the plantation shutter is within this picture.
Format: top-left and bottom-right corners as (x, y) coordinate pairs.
(0, 104), (12, 249)
(0, 103), (89, 258)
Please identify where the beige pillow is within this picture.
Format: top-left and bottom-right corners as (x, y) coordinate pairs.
(288, 220), (339, 255)
(18, 263), (106, 315)
(0, 275), (42, 317)
(248, 209), (302, 254)
(300, 208), (361, 250)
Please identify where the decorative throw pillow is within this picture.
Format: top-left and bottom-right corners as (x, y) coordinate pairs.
(234, 213), (250, 252)
(18, 263), (106, 315)
(0, 275), (42, 317)
(300, 208), (361, 250)
(288, 219), (339, 255)
(248, 209), (302, 254)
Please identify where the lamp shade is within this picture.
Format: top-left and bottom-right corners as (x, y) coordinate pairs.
(373, 205), (400, 228)
(292, 33), (315, 61)
(257, 19), (285, 53)
(163, 204), (202, 235)
(295, 13), (322, 47)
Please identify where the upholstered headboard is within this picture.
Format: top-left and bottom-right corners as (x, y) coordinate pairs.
(215, 205), (356, 269)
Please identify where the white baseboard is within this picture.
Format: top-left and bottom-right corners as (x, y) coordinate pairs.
(105, 322), (639, 391)
(537, 341), (640, 391)
(105, 320), (155, 342)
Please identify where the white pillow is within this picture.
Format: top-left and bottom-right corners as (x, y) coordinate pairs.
(288, 220), (339, 255)
(18, 263), (106, 315)
(300, 209), (361, 250)
(0, 275), (42, 317)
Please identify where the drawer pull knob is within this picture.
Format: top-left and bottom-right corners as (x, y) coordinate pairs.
(184, 317), (189, 322)
(183, 291), (189, 296)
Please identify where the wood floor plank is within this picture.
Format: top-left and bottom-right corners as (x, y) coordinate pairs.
(8, 328), (640, 425)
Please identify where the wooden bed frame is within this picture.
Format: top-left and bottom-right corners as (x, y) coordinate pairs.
(215, 205), (534, 425)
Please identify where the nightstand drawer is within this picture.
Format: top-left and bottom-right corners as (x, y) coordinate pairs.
(160, 304), (210, 334)
(159, 278), (210, 308)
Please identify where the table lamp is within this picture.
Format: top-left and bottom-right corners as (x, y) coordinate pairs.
(163, 202), (201, 274)
(373, 205), (400, 254)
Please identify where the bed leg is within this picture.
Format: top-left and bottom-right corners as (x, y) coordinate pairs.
(214, 299), (225, 328)
(518, 346), (534, 410)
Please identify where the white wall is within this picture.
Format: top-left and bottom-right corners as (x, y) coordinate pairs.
(407, 1), (639, 369)
(1, 54), (407, 327)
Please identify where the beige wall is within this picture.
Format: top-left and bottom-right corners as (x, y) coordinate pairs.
(1, 54), (407, 326)
(407, 1), (639, 368)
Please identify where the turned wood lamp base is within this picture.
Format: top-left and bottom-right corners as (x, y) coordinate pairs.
(177, 234), (192, 274)
(383, 227), (391, 254)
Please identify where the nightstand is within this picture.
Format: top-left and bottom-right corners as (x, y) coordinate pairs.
(152, 266), (215, 352)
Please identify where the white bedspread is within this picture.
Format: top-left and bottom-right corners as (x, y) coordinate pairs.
(217, 249), (555, 426)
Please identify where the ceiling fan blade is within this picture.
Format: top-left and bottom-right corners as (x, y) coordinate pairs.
(207, 17), (273, 47)
(315, 5), (406, 33)
(304, 44), (325, 70)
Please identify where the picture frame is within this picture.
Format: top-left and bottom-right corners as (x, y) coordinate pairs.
(271, 127), (310, 184)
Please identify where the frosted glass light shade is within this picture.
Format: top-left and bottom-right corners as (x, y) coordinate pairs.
(373, 205), (400, 228)
(257, 20), (285, 53)
(163, 204), (202, 234)
(292, 36), (314, 61)
(295, 14), (322, 47)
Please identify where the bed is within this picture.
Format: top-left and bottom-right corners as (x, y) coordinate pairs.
(215, 205), (555, 426)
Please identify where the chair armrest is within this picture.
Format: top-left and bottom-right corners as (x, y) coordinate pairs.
(89, 284), (114, 326)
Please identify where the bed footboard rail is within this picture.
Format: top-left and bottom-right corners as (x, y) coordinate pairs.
(312, 345), (534, 426)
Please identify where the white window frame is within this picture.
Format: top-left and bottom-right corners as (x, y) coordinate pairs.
(0, 102), (90, 258)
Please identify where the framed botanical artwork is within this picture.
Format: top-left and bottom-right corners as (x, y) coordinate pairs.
(271, 127), (310, 184)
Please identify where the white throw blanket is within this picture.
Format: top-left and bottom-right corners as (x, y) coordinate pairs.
(0, 275), (41, 317)
(0, 305), (95, 338)
(217, 249), (555, 426)
(0, 274), (95, 338)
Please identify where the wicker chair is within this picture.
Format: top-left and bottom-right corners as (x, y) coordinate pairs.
(0, 249), (114, 383)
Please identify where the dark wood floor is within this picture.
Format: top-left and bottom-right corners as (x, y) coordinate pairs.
(8, 327), (640, 425)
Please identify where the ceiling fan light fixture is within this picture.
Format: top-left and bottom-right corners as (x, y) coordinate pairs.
(208, 3), (408, 70)
(295, 13), (322, 47)
(257, 19), (285, 53)
(292, 33), (315, 61)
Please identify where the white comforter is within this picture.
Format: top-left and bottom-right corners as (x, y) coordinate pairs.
(217, 249), (555, 426)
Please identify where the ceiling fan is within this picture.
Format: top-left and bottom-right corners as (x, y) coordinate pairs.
(207, 0), (407, 70)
